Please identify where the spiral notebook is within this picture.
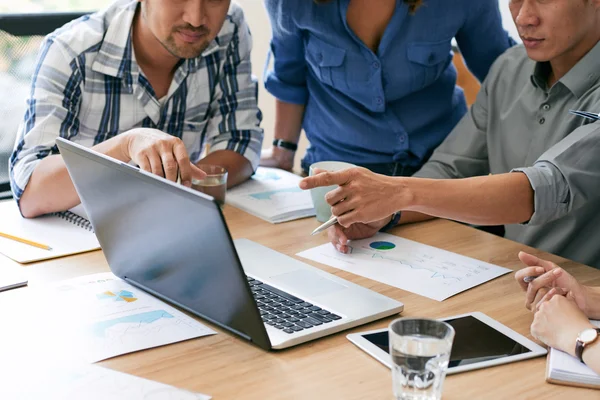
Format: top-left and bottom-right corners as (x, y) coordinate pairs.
(0, 200), (100, 263)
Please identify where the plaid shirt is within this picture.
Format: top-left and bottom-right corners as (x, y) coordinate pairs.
(10, 0), (263, 201)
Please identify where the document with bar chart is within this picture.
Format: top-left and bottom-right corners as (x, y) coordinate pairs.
(226, 167), (315, 223)
(297, 233), (510, 301)
(32, 272), (215, 363)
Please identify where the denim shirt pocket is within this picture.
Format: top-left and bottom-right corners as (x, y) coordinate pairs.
(406, 39), (452, 92)
(306, 34), (347, 90)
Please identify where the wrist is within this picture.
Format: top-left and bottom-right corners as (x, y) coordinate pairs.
(391, 177), (415, 211)
(583, 286), (600, 318)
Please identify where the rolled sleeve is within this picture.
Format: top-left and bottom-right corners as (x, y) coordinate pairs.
(9, 37), (82, 204)
(512, 162), (569, 225)
(263, 0), (308, 105)
(205, 8), (263, 171)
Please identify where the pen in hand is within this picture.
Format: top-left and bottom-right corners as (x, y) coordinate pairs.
(523, 275), (537, 283)
(310, 215), (338, 236)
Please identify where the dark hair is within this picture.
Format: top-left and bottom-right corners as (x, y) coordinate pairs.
(314, 0), (422, 14)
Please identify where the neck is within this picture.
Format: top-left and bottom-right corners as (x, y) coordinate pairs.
(548, 31), (600, 87)
(132, 7), (180, 74)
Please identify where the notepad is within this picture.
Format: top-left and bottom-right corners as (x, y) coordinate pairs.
(547, 320), (600, 388)
(0, 200), (100, 263)
(226, 167), (315, 223)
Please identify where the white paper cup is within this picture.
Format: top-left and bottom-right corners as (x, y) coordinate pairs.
(308, 161), (356, 222)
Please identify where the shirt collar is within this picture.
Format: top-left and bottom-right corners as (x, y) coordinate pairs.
(530, 40), (600, 98)
(91, 1), (137, 79)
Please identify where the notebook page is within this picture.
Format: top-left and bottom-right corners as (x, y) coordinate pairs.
(0, 200), (100, 263)
(549, 320), (600, 379)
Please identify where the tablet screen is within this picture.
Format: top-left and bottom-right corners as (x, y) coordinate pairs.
(361, 315), (531, 368)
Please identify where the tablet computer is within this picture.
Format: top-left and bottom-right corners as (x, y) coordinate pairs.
(347, 312), (546, 374)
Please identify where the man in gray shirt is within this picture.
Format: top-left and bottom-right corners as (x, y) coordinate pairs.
(299, 0), (600, 268)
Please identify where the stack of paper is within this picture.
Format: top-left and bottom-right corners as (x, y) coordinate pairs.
(227, 167), (315, 223)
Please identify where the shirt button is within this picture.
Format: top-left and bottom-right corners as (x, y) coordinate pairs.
(376, 97), (383, 105)
(372, 61), (380, 69)
(542, 104), (551, 111)
(399, 134), (406, 143)
(317, 53), (323, 62)
(539, 117), (546, 124)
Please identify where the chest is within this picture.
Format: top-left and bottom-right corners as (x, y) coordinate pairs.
(346, 0), (396, 53)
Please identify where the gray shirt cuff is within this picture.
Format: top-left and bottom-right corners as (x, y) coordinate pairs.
(512, 161), (569, 225)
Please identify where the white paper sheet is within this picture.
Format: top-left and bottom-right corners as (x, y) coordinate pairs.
(297, 233), (511, 301)
(1, 272), (216, 363)
(0, 360), (211, 400)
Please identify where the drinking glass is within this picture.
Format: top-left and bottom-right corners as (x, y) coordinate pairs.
(191, 165), (227, 206)
(389, 318), (455, 400)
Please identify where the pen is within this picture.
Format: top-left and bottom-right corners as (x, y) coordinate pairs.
(0, 231), (52, 251)
(311, 216), (338, 236)
(523, 276), (537, 283)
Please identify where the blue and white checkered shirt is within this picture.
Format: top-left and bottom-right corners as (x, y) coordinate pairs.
(10, 0), (263, 201)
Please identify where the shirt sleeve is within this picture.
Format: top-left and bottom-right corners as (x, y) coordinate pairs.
(413, 70), (491, 180)
(205, 8), (264, 171)
(512, 122), (600, 225)
(262, 0), (308, 105)
(455, 0), (516, 82)
(9, 37), (83, 204)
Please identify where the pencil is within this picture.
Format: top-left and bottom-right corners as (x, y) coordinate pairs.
(0, 231), (52, 250)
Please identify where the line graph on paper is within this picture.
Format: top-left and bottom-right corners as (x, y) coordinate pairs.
(296, 233), (511, 301)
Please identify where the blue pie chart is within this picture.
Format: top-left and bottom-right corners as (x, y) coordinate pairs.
(369, 241), (396, 251)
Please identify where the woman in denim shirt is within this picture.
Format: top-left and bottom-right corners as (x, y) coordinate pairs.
(261, 0), (515, 176)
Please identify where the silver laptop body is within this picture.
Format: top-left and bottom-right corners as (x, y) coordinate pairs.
(56, 138), (404, 350)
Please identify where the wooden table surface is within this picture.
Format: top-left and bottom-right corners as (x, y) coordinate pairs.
(11, 206), (600, 399)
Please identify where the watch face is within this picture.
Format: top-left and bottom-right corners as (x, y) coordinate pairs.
(579, 328), (598, 344)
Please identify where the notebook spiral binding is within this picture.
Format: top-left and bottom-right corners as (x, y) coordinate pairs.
(53, 210), (94, 232)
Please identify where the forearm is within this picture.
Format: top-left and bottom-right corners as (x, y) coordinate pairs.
(399, 211), (435, 225)
(583, 287), (600, 320)
(274, 99), (304, 142)
(400, 172), (534, 225)
(19, 135), (130, 218)
(582, 340), (600, 374)
(199, 150), (253, 188)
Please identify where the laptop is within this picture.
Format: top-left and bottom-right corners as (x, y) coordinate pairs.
(56, 138), (404, 350)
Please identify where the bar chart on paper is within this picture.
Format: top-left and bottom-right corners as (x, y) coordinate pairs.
(297, 233), (511, 301)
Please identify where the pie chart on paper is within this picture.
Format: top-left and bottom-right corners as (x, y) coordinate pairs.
(369, 241), (396, 251)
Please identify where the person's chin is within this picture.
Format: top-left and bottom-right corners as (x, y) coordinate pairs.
(524, 47), (553, 63)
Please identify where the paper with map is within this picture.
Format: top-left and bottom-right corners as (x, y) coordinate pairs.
(297, 233), (511, 301)
(0, 361), (211, 400)
(20, 272), (216, 363)
(226, 167), (315, 223)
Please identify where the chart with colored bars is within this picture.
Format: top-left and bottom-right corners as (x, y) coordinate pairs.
(97, 290), (137, 303)
(297, 233), (511, 301)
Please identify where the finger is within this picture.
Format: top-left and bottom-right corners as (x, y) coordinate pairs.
(526, 269), (563, 306)
(299, 170), (350, 190)
(172, 142), (193, 186)
(518, 251), (559, 272)
(331, 199), (354, 218)
(325, 186), (347, 206)
(329, 225), (349, 253)
(337, 211), (360, 228)
(161, 151), (178, 182)
(146, 151), (165, 177)
(529, 287), (549, 312)
(137, 155), (151, 173)
(536, 288), (568, 312)
(515, 266), (545, 291)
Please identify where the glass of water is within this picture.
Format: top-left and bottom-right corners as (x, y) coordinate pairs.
(191, 165), (228, 206)
(389, 318), (455, 400)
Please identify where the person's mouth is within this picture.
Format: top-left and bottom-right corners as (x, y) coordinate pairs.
(177, 30), (208, 43)
(521, 35), (545, 49)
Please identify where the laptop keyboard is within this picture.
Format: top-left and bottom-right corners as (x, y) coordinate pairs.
(247, 276), (342, 335)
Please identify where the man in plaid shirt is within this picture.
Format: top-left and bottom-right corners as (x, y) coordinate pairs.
(10, 0), (263, 217)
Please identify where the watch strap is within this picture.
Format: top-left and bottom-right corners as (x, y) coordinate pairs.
(272, 139), (298, 152)
(380, 211), (402, 232)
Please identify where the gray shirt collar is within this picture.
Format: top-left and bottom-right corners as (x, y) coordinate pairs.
(530, 40), (600, 98)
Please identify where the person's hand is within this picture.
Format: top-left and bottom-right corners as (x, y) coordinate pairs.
(515, 252), (589, 314)
(259, 147), (294, 171)
(531, 293), (595, 356)
(327, 217), (391, 254)
(121, 128), (206, 187)
(299, 167), (404, 227)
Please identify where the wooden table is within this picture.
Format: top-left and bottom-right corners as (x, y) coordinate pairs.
(14, 206), (600, 399)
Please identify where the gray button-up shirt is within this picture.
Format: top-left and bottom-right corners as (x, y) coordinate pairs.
(414, 43), (600, 269)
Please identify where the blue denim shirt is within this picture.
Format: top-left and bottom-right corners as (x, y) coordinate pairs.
(264, 0), (515, 171)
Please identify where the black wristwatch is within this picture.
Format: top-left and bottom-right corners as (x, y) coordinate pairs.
(272, 139), (298, 152)
(380, 212), (402, 232)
